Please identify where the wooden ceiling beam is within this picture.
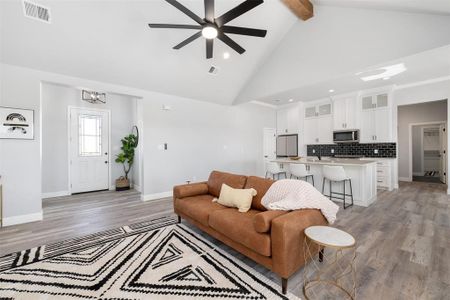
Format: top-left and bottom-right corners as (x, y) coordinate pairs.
(282, 0), (314, 21)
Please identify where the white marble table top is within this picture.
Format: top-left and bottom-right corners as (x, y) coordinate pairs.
(305, 226), (355, 248)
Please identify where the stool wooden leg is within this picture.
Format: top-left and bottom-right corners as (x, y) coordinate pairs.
(311, 175), (315, 187)
(322, 178), (326, 194)
(177, 215), (181, 223)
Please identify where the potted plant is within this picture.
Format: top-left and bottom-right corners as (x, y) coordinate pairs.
(115, 133), (138, 191)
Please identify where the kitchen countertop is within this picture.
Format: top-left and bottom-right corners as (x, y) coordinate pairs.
(272, 157), (376, 166)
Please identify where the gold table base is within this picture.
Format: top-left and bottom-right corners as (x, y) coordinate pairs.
(303, 236), (357, 299)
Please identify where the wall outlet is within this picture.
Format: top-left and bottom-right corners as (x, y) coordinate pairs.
(374, 149), (379, 154)
(312, 149), (316, 153)
(331, 149), (335, 154)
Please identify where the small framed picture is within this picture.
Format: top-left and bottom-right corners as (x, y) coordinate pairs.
(0, 106), (34, 140)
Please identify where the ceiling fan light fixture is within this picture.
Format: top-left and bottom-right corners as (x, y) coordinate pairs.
(202, 26), (218, 39)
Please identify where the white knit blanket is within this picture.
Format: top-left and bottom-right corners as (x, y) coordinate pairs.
(261, 179), (339, 224)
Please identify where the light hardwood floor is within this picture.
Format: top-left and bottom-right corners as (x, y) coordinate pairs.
(1, 182), (449, 299)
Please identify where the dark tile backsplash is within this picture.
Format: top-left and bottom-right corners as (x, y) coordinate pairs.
(306, 143), (396, 158)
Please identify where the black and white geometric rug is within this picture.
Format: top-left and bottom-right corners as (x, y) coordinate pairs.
(0, 216), (297, 299)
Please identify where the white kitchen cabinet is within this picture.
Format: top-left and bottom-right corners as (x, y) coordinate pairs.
(318, 116), (333, 144)
(333, 97), (357, 130)
(277, 106), (299, 135)
(359, 93), (392, 143)
(303, 116), (333, 144)
(304, 101), (333, 144)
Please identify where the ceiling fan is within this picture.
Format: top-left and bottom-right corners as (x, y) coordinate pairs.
(148, 0), (267, 59)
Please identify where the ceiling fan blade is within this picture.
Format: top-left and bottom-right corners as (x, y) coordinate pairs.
(221, 25), (267, 37)
(215, 0), (264, 27)
(217, 33), (245, 54)
(206, 39), (213, 59)
(148, 24), (202, 30)
(173, 31), (203, 49)
(165, 0), (205, 24)
(204, 0), (215, 23)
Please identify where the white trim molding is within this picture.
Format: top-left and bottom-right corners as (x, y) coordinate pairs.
(141, 191), (172, 202)
(3, 211), (43, 226)
(42, 191), (70, 199)
(398, 177), (412, 182)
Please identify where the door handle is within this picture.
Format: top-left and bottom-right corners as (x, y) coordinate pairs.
(105, 161), (108, 164)
(105, 152), (108, 155)
(264, 155), (268, 158)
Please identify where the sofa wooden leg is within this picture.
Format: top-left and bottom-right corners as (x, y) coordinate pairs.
(177, 215), (181, 224)
(281, 277), (288, 294)
(319, 248), (324, 262)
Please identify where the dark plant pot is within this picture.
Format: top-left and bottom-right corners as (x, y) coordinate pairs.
(116, 177), (130, 191)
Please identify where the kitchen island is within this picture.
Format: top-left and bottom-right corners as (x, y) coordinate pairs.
(272, 157), (377, 207)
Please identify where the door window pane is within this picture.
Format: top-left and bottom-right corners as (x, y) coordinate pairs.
(79, 114), (102, 156)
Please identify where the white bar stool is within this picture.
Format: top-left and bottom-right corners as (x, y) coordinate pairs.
(289, 164), (314, 186)
(266, 162), (287, 180)
(322, 165), (354, 209)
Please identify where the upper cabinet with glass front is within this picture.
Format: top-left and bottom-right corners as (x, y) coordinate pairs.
(304, 101), (332, 119)
(359, 92), (393, 143)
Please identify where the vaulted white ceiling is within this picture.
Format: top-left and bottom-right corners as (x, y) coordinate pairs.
(1, 0), (450, 106)
(236, 4), (450, 104)
(0, 0), (297, 105)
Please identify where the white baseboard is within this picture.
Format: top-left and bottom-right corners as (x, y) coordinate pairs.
(3, 211), (43, 227)
(42, 191), (70, 199)
(398, 177), (412, 182)
(141, 191), (172, 201)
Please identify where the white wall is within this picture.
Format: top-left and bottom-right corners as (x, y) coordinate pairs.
(0, 65), (43, 225)
(0, 63), (276, 225)
(141, 95), (276, 198)
(41, 83), (137, 196)
(396, 99), (447, 180)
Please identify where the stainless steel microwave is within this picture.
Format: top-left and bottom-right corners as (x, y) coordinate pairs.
(333, 130), (359, 143)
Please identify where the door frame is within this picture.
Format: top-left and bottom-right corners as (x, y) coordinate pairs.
(67, 106), (112, 194)
(408, 120), (446, 182)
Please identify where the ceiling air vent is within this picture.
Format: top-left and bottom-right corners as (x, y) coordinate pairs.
(23, 1), (51, 24)
(208, 65), (219, 76)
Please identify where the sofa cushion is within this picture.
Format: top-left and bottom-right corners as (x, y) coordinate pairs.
(253, 210), (289, 233)
(214, 183), (257, 212)
(207, 170), (248, 198)
(209, 209), (272, 257)
(244, 176), (274, 211)
(174, 194), (228, 227)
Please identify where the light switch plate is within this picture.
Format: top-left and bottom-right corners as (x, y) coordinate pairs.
(312, 149), (316, 153)
(374, 149), (379, 154)
(331, 149), (335, 154)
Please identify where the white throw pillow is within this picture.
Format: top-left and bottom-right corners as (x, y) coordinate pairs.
(213, 183), (257, 213)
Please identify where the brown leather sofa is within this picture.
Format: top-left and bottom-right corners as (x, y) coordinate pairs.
(173, 170), (327, 294)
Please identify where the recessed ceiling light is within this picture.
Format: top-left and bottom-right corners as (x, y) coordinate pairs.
(223, 52), (230, 59)
(329, 89), (335, 93)
(357, 63), (406, 82)
(288, 99), (294, 102)
(202, 25), (218, 39)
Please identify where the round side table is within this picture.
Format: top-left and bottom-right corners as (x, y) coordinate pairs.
(302, 226), (356, 299)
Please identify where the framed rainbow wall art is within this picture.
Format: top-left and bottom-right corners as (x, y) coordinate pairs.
(0, 106), (34, 140)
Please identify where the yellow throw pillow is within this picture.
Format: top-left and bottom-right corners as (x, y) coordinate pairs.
(213, 183), (257, 213)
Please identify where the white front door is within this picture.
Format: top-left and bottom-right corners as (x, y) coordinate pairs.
(263, 128), (276, 174)
(69, 108), (110, 194)
(439, 123), (447, 184)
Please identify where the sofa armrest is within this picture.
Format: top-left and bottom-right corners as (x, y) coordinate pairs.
(253, 210), (289, 233)
(271, 209), (327, 279)
(173, 182), (208, 199)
